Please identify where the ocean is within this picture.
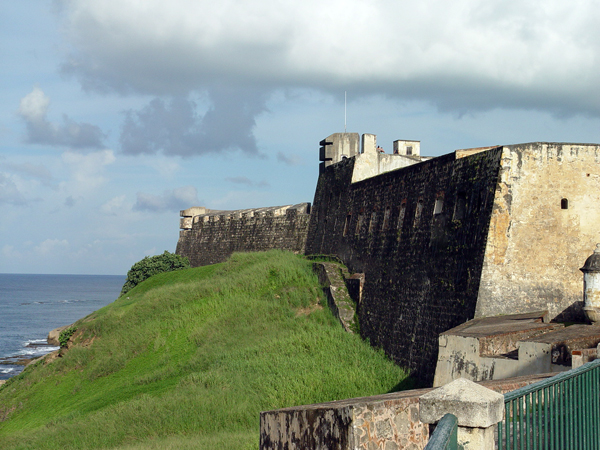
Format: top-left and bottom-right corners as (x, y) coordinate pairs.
(0, 273), (125, 380)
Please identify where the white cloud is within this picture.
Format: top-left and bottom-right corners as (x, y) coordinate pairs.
(225, 176), (269, 187)
(133, 185), (199, 212)
(276, 152), (302, 166)
(62, 149), (116, 190)
(101, 195), (128, 215)
(59, 0), (600, 115)
(35, 238), (69, 255)
(0, 161), (56, 188)
(0, 173), (27, 205)
(19, 86), (50, 121)
(18, 87), (106, 149)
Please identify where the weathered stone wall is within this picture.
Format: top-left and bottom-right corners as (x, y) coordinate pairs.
(176, 204), (311, 267)
(306, 149), (503, 384)
(260, 373), (553, 450)
(476, 143), (600, 320)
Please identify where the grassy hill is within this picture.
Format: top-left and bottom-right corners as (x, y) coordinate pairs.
(0, 251), (408, 450)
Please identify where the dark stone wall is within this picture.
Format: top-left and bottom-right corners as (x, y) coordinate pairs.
(177, 209), (311, 267)
(305, 149), (503, 384)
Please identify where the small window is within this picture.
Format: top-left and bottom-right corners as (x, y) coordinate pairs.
(368, 212), (377, 233)
(343, 214), (351, 236)
(414, 198), (424, 227)
(454, 193), (467, 220)
(397, 201), (407, 229)
(355, 214), (364, 235)
(406, 146), (413, 156)
(382, 207), (391, 230)
(561, 198), (569, 210)
(433, 198), (444, 215)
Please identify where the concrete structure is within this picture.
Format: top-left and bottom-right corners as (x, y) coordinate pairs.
(420, 378), (504, 450)
(260, 373), (552, 450)
(319, 133), (361, 173)
(581, 244), (600, 322)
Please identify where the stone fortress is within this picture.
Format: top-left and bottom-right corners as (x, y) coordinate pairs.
(177, 132), (600, 386)
(178, 132), (600, 449)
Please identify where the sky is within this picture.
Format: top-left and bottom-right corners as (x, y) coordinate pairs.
(2, 1), (600, 275)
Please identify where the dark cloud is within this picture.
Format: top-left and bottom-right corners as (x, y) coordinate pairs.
(18, 87), (106, 149)
(64, 196), (79, 207)
(120, 89), (267, 157)
(133, 186), (199, 213)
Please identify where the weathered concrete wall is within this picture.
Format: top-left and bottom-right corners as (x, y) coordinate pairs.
(433, 312), (569, 387)
(476, 143), (600, 321)
(306, 149), (503, 384)
(176, 203), (311, 267)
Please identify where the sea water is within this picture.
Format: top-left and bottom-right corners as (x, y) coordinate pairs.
(0, 274), (124, 380)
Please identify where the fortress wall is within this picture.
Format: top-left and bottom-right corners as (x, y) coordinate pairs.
(305, 149), (503, 384)
(176, 206), (311, 267)
(476, 143), (600, 320)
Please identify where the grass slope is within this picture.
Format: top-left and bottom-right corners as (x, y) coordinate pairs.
(0, 251), (408, 450)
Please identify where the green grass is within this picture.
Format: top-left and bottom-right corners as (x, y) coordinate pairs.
(0, 250), (408, 450)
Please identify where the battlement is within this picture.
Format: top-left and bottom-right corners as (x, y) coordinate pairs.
(176, 203), (311, 267)
(179, 203), (310, 230)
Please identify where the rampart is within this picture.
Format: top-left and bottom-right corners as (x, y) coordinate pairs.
(176, 203), (311, 267)
(176, 133), (600, 386)
(307, 147), (504, 384)
(306, 140), (600, 384)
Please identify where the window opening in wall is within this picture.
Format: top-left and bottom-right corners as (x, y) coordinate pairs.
(343, 214), (351, 236)
(454, 193), (467, 220)
(433, 197), (444, 215)
(382, 207), (391, 231)
(406, 146), (413, 156)
(356, 214), (364, 235)
(561, 198), (569, 209)
(414, 198), (424, 227)
(368, 211), (377, 233)
(397, 201), (407, 229)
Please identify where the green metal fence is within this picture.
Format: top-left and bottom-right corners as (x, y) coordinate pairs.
(425, 413), (458, 450)
(498, 358), (600, 450)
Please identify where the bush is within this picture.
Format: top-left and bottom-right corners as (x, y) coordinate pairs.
(59, 326), (77, 348)
(121, 251), (190, 295)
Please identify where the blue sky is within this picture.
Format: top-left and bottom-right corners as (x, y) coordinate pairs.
(2, 0), (600, 275)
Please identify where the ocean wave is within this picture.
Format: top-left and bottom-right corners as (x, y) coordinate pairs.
(19, 346), (60, 357)
(0, 367), (15, 374)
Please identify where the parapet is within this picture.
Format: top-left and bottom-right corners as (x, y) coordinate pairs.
(179, 203), (311, 230)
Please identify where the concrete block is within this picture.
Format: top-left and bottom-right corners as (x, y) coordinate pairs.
(419, 378), (504, 428)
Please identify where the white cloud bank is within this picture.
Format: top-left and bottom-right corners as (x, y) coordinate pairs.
(53, 0), (600, 158)
(59, 0), (600, 112)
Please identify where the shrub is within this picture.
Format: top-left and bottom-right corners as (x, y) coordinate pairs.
(59, 326), (77, 348)
(120, 251), (190, 295)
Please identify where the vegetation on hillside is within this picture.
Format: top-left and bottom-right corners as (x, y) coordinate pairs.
(120, 250), (189, 295)
(0, 251), (408, 450)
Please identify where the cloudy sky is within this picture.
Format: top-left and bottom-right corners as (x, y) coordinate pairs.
(2, 1), (600, 275)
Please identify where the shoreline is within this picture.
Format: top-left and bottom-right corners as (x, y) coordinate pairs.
(0, 332), (63, 381)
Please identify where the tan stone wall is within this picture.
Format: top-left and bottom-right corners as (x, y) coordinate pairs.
(476, 143), (600, 320)
(260, 375), (554, 450)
